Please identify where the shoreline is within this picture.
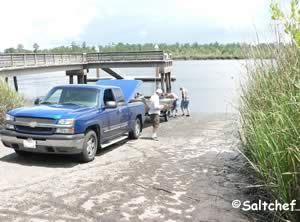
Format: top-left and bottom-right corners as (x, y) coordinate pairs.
(173, 56), (246, 60)
(172, 56), (272, 60)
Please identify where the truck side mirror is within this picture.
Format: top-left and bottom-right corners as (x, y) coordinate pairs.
(34, 97), (41, 105)
(105, 101), (117, 109)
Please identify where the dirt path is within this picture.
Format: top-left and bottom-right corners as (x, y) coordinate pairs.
(0, 114), (255, 222)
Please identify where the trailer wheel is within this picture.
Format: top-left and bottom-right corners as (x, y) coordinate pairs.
(164, 112), (169, 122)
(79, 130), (98, 163)
(128, 118), (141, 139)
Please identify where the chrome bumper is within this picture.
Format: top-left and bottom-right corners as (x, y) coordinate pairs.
(0, 129), (85, 154)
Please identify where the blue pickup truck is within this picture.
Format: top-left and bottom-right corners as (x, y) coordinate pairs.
(0, 80), (145, 162)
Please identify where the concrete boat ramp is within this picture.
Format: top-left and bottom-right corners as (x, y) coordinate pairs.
(0, 114), (259, 222)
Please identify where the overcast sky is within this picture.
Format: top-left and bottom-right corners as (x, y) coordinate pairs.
(0, 0), (289, 50)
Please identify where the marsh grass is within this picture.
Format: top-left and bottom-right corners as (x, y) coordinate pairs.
(240, 44), (300, 221)
(0, 79), (24, 126)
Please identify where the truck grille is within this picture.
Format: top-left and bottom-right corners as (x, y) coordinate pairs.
(15, 117), (55, 135)
(16, 126), (53, 134)
(15, 117), (55, 124)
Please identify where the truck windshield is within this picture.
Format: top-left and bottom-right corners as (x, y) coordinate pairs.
(41, 88), (99, 107)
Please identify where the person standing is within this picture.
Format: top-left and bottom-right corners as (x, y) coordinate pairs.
(180, 87), (190, 117)
(149, 89), (164, 140)
(166, 92), (179, 117)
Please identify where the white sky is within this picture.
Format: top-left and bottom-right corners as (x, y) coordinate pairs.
(0, 0), (289, 50)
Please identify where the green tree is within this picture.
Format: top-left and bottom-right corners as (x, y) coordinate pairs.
(17, 44), (24, 53)
(91, 46), (96, 52)
(33, 43), (39, 53)
(4, 48), (17, 53)
(271, 0), (300, 47)
(81, 41), (87, 49)
(71, 42), (79, 51)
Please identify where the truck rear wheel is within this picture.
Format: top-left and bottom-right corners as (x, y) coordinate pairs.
(128, 118), (141, 139)
(79, 130), (98, 162)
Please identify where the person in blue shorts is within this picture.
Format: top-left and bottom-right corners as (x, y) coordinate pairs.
(180, 87), (190, 117)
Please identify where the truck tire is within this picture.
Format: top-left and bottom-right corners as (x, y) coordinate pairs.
(79, 130), (98, 163)
(128, 118), (141, 139)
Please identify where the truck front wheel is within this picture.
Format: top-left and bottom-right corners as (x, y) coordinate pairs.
(79, 130), (98, 162)
(128, 118), (141, 139)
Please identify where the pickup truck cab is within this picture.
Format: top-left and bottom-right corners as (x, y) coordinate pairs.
(0, 80), (145, 162)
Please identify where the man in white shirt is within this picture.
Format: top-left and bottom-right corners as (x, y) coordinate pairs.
(148, 89), (164, 140)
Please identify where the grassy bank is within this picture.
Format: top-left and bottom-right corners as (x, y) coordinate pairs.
(172, 55), (247, 60)
(240, 45), (300, 221)
(0, 80), (24, 127)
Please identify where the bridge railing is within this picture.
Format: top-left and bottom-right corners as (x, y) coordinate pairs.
(0, 51), (171, 69)
(0, 53), (86, 68)
(87, 51), (168, 62)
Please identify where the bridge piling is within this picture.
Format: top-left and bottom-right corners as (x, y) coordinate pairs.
(96, 66), (100, 78)
(165, 72), (172, 93)
(13, 76), (18, 91)
(66, 70), (85, 84)
(155, 67), (160, 89)
(160, 73), (165, 92)
(69, 75), (74, 84)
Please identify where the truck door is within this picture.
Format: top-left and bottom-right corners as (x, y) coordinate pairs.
(102, 88), (121, 140)
(113, 88), (130, 134)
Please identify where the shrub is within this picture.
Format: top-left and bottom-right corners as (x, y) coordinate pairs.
(240, 45), (300, 221)
(0, 80), (24, 127)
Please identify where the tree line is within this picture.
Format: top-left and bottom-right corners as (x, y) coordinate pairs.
(2, 41), (275, 59)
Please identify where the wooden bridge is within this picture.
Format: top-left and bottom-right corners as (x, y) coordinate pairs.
(0, 51), (173, 93)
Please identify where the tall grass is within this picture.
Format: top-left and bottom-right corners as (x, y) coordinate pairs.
(240, 44), (300, 221)
(0, 79), (24, 127)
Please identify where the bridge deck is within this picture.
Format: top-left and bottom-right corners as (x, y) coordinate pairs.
(0, 51), (172, 76)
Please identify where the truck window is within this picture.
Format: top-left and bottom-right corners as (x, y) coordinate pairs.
(103, 89), (116, 105)
(42, 88), (98, 107)
(43, 89), (62, 104)
(60, 88), (98, 107)
(113, 88), (125, 105)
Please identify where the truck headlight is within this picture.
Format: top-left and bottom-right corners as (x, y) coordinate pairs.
(57, 119), (74, 125)
(5, 114), (14, 122)
(5, 114), (14, 130)
(56, 119), (75, 134)
(5, 124), (14, 130)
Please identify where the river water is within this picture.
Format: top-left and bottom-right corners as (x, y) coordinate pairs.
(7, 60), (247, 113)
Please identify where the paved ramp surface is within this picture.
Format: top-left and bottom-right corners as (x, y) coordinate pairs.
(0, 114), (255, 222)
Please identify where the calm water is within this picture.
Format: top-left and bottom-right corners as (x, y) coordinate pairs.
(7, 60), (247, 113)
